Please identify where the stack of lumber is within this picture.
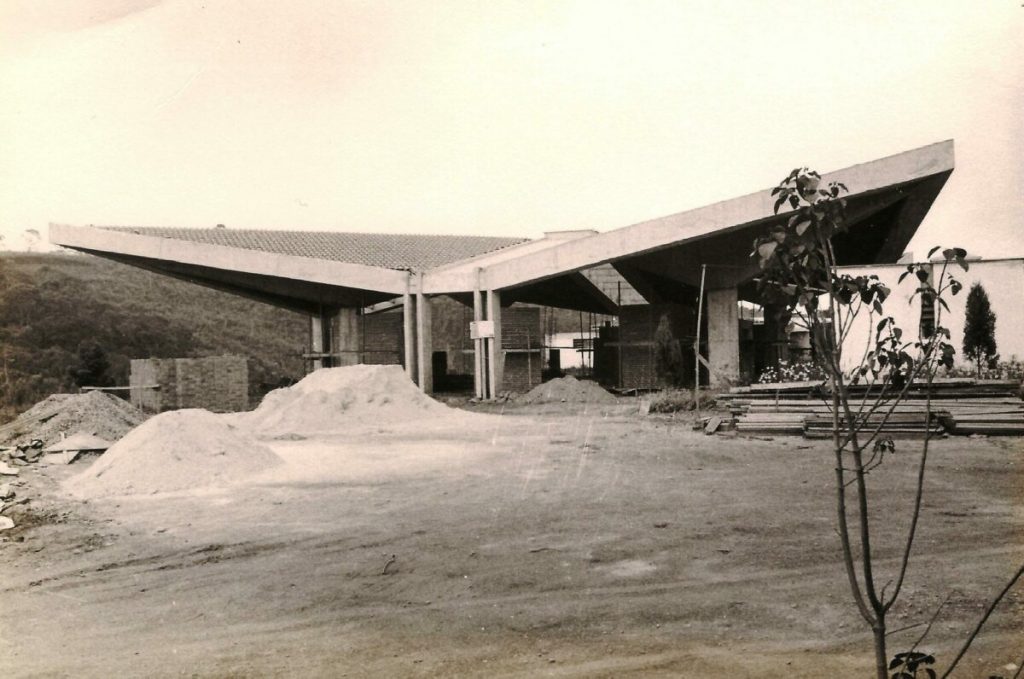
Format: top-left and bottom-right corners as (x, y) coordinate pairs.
(719, 379), (1024, 437)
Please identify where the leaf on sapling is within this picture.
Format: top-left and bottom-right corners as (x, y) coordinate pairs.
(757, 240), (778, 261)
(928, 245), (941, 258)
(915, 269), (929, 282)
(789, 195), (799, 209)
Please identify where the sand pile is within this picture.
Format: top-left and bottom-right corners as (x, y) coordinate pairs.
(517, 376), (618, 405)
(65, 409), (282, 498)
(243, 364), (455, 437)
(0, 391), (146, 448)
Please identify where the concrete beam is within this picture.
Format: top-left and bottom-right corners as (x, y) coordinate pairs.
(481, 141), (955, 291)
(422, 230), (595, 294)
(50, 223), (409, 296)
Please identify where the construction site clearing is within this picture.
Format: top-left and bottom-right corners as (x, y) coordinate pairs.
(0, 366), (1021, 677)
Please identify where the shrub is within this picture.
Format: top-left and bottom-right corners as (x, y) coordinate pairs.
(648, 389), (717, 413)
(756, 359), (826, 384)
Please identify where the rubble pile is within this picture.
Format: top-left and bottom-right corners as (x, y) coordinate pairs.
(66, 409), (283, 498)
(517, 376), (618, 405)
(0, 391), (146, 449)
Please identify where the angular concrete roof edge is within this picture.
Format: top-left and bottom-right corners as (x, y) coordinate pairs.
(482, 140), (955, 291)
(49, 223), (410, 295)
(422, 231), (600, 293)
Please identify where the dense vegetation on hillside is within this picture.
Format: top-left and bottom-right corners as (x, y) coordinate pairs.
(0, 252), (307, 422)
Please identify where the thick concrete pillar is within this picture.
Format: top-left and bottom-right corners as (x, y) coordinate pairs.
(761, 303), (789, 370)
(707, 287), (741, 387)
(416, 291), (433, 394)
(487, 289), (503, 398)
(310, 314), (326, 371)
(473, 288), (484, 399)
(333, 308), (361, 367)
(403, 292), (415, 380)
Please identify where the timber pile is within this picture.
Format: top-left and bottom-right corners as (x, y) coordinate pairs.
(719, 379), (1024, 437)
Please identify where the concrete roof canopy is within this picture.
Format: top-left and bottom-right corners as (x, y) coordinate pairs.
(50, 140), (954, 314)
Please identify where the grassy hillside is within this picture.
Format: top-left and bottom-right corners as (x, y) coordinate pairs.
(0, 252), (307, 421)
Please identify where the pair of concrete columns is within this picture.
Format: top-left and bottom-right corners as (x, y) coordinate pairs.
(310, 284), (742, 394)
(308, 294), (434, 393)
(472, 288), (503, 400)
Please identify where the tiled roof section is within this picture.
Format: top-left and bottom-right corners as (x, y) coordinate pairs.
(101, 227), (529, 271)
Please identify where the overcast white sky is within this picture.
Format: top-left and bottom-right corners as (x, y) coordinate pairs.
(1, 1), (1021, 257)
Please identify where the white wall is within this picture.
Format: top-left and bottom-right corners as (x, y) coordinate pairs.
(836, 259), (1024, 373)
(942, 259), (1024, 365)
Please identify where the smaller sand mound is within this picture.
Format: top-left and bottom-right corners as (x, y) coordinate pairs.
(244, 364), (454, 436)
(66, 409), (282, 498)
(517, 376), (618, 405)
(0, 391), (146, 448)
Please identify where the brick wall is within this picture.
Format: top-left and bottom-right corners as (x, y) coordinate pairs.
(603, 303), (699, 390)
(130, 356), (249, 413)
(361, 312), (403, 365)
(501, 306), (542, 393)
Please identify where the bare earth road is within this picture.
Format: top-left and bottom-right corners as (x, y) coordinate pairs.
(2, 403), (1021, 677)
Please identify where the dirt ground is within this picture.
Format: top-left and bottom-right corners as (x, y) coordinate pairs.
(2, 401), (1022, 678)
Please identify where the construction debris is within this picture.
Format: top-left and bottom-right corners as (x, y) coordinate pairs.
(719, 379), (1024, 437)
(517, 376), (618, 405)
(0, 391), (146, 449)
(43, 433), (114, 465)
(0, 516), (14, 532)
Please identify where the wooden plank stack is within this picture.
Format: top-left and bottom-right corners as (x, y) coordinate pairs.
(718, 379), (1024, 437)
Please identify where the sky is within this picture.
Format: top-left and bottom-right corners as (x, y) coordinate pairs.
(0, 1), (1021, 257)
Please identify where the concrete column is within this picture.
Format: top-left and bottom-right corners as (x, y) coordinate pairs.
(707, 287), (740, 387)
(310, 314), (325, 371)
(333, 308), (361, 367)
(416, 291), (433, 394)
(762, 303), (789, 369)
(473, 288), (484, 399)
(487, 289), (503, 398)
(403, 291), (415, 381)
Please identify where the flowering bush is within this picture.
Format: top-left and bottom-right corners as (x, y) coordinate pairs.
(756, 359), (827, 384)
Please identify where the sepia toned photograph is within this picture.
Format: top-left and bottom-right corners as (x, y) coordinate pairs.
(1, 2), (1021, 677)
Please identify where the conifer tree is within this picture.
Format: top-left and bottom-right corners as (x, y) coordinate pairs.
(963, 282), (997, 376)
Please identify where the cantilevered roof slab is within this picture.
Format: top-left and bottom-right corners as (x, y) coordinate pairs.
(50, 140), (954, 314)
(477, 140), (954, 295)
(50, 223), (421, 314)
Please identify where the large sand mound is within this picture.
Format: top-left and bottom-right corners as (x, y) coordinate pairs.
(517, 376), (618, 405)
(66, 409), (282, 498)
(0, 391), (146, 448)
(244, 364), (456, 437)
